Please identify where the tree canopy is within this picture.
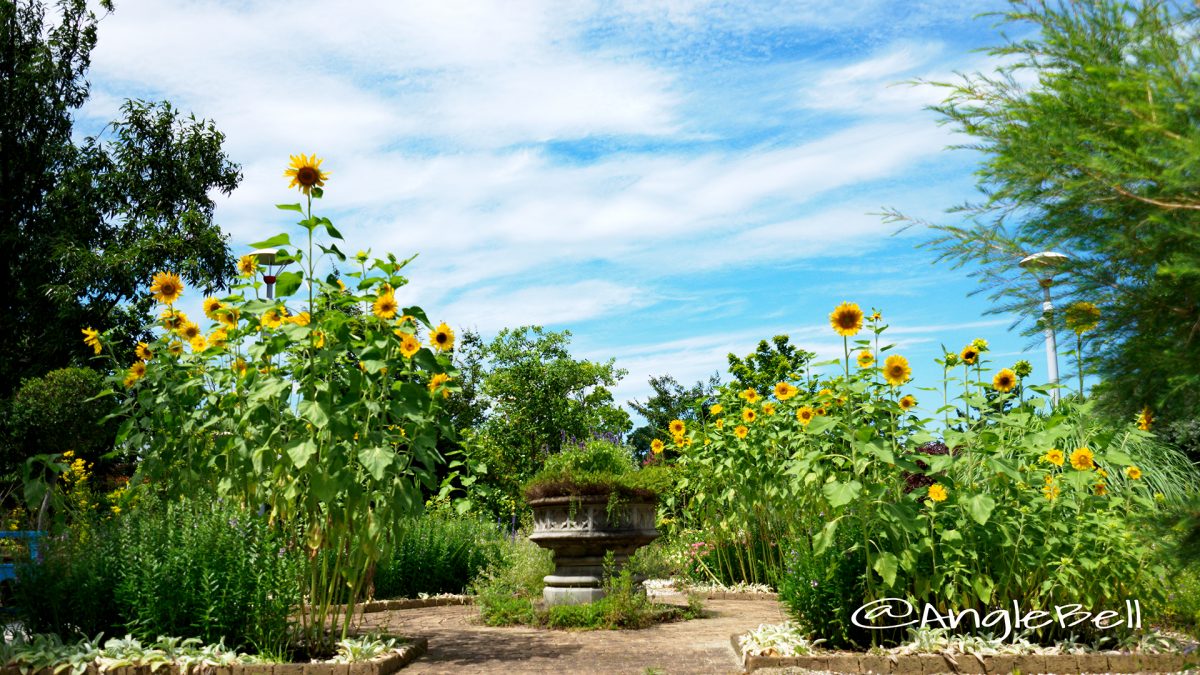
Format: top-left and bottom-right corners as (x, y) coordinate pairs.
(891, 0), (1200, 433)
(1, 0), (241, 393)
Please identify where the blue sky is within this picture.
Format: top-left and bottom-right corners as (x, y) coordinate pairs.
(78, 0), (1078, 416)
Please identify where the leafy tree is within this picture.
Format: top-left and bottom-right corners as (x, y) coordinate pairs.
(1, 0), (241, 394)
(460, 326), (631, 517)
(627, 373), (720, 455)
(727, 335), (814, 395)
(888, 0), (1200, 433)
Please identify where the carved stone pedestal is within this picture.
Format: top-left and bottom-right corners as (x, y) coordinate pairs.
(527, 495), (659, 607)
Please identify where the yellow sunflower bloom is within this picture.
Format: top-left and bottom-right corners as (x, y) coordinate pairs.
(829, 301), (864, 337)
(261, 308), (286, 329)
(208, 328), (228, 348)
(233, 357), (248, 378)
(818, 388), (833, 398)
(178, 322), (201, 341)
(669, 419), (686, 436)
(430, 322), (455, 352)
(738, 388), (760, 403)
(135, 342), (154, 361)
(217, 307), (239, 328)
(1137, 406), (1153, 432)
(160, 309), (189, 331)
(202, 297), (223, 320)
(762, 403), (776, 416)
(150, 271), (184, 305)
(167, 341), (183, 357)
(1094, 482), (1108, 496)
(1043, 481), (1060, 501)
(287, 311), (311, 327)
(428, 372), (452, 399)
(882, 354), (912, 387)
(1125, 466), (1142, 480)
(651, 439), (665, 454)
(856, 350), (874, 368)
(1064, 301), (1101, 335)
(284, 153), (330, 194)
(373, 293), (399, 320)
(313, 330), (326, 348)
(399, 333), (421, 359)
(190, 335), (207, 352)
(796, 406), (815, 426)
(927, 483), (948, 502)
(710, 403), (724, 415)
(816, 406), (828, 416)
(972, 338), (989, 352)
(742, 407), (757, 423)
(123, 361), (147, 388)
(734, 425), (749, 439)
(960, 345), (979, 365)
(899, 395), (917, 411)
(993, 368), (1017, 393)
(237, 254), (258, 278)
(1069, 447), (1095, 471)
(715, 418), (725, 429)
(1043, 448), (1065, 466)
(82, 327), (102, 355)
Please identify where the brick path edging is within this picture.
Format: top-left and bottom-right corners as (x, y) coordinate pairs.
(702, 591), (780, 601)
(3, 638), (427, 675)
(731, 634), (1196, 674)
(348, 597), (474, 614)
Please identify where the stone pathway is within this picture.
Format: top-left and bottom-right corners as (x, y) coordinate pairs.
(360, 594), (786, 675)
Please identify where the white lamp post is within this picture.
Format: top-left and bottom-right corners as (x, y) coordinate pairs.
(250, 248), (291, 299)
(1019, 251), (1070, 404)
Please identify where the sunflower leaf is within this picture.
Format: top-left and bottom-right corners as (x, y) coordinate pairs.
(275, 203), (303, 213)
(401, 306), (431, 327)
(249, 233), (291, 248)
(273, 270), (304, 297)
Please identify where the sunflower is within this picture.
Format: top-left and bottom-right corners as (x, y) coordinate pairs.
(734, 425), (749, 440)
(1013, 360), (1033, 378)
(796, 406), (815, 426)
(428, 372), (452, 399)
(774, 382), (798, 401)
(651, 439), (665, 455)
(399, 333), (421, 359)
(135, 342), (154, 361)
(218, 307), (239, 329)
(1043, 448), (1065, 466)
(762, 403), (776, 416)
(856, 350), (874, 368)
(960, 345), (979, 365)
(1137, 406), (1153, 432)
(943, 352), (960, 367)
(715, 418), (725, 429)
(1126, 466), (1142, 480)
(1064, 301), (1101, 335)
(313, 330), (326, 348)
(669, 420), (686, 436)
(261, 308), (286, 329)
(829, 301), (864, 337)
(993, 368), (1017, 393)
(882, 354), (911, 387)
(972, 338), (989, 352)
(870, 310), (882, 322)
(237, 254), (258, 278)
(430, 322), (455, 352)
(177, 322), (201, 341)
(160, 308), (186, 331)
(710, 403), (724, 415)
(927, 483), (948, 502)
(899, 395), (917, 411)
(816, 406), (828, 416)
(150, 271), (184, 305)
(233, 357), (248, 378)
(190, 335), (207, 352)
(167, 341), (183, 357)
(203, 297), (223, 320)
(742, 408), (757, 423)
(123, 361), (146, 388)
(373, 293), (399, 320)
(284, 154), (330, 194)
(82, 327), (102, 355)
(1069, 447), (1095, 471)
(1043, 481), (1060, 501)
(672, 434), (686, 447)
(287, 311), (311, 327)
(738, 388), (760, 403)
(208, 328), (228, 348)
(1094, 483), (1108, 496)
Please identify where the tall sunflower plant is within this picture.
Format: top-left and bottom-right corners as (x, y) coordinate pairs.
(88, 155), (461, 653)
(667, 302), (1183, 642)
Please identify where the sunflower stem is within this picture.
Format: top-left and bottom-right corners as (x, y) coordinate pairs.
(1076, 332), (1085, 398)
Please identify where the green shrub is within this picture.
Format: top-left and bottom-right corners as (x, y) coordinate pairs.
(523, 438), (671, 501)
(14, 493), (301, 655)
(777, 523), (872, 649)
(1, 367), (118, 479)
(372, 512), (506, 599)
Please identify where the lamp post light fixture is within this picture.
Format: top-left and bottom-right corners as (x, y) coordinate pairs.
(1019, 251), (1070, 404)
(250, 248), (291, 299)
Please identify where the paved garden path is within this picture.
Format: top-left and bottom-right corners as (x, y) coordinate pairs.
(361, 593), (787, 675)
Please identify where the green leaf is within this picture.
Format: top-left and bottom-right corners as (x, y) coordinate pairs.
(273, 270), (304, 297)
(941, 529), (963, 543)
(359, 446), (394, 481)
(972, 575), (994, 604)
(276, 203), (303, 213)
(822, 480), (862, 508)
(963, 493), (996, 526)
(873, 551), (899, 586)
(249, 233), (292, 248)
(317, 217), (343, 240)
(297, 399), (329, 428)
(286, 439), (317, 469)
(813, 519), (839, 555)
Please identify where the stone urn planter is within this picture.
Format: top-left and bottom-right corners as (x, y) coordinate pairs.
(527, 494), (659, 606)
